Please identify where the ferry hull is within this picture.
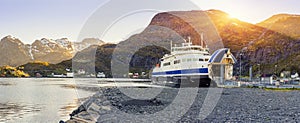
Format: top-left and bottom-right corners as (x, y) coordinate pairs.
(152, 75), (215, 87)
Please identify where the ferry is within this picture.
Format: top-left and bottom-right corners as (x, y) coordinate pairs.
(151, 36), (214, 87)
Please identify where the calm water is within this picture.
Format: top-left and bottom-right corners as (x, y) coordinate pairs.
(0, 78), (95, 123)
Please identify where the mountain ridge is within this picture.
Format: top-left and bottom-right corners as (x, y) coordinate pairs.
(0, 35), (105, 66)
(257, 13), (300, 39)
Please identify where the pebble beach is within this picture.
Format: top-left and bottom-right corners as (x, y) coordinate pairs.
(64, 87), (300, 122)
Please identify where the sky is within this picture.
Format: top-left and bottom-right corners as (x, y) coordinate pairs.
(0, 0), (300, 44)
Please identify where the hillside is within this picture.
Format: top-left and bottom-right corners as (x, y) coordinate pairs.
(0, 36), (33, 66)
(257, 14), (300, 39)
(22, 43), (168, 77)
(24, 10), (300, 76)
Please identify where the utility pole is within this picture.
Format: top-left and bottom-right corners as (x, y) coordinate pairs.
(239, 53), (243, 81)
(258, 64), (261, 83)
(249, 66), (252, 81)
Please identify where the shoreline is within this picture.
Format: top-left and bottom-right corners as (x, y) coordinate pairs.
(61, 86), (300, 122)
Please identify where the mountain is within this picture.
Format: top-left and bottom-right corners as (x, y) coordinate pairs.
(148, 10), (300, 74)
(72, 44), (116, 77)
(22, 44), (116, 77)
(73, 38), (105, 52)
(31, 37), (104, 63)
(0, 36), (33, 66)
(0, 36), (105, 66)
(23, 10), (300, 76)
(22, 43), (168, 78)
(257, 14), (300, 39)
(132, 10), (300, 75)
(30, 38), (74, 64)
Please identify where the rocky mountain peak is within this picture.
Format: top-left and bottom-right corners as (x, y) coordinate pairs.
(257, 13), (300, 39)
(0, 35), (106, 66)
(0, 35), (24, 46)
(259, 14), (300, 25)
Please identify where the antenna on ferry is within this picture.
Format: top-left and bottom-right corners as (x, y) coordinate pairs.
(188, 36), (191, 43)
(201, 33), (204, 47)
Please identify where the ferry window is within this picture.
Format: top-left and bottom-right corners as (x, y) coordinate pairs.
(163, 62), (171, 66)
(187, 59), (192, 62)
(182, 59), (186, 62)
(192, 48), (200, 51)
(193, 58), (198, 61)
(205, 59), (209, 61)
(174, 60), (180, 64)
(199, 59), (204, 61)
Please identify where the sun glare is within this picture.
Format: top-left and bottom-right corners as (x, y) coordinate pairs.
(227, 14), (236, 19)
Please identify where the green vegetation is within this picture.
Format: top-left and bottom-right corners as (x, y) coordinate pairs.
(29, 61), (50, 66)
(21, 60), (71, 77)
(129, 45), (169, 75)
(0, 66), (29, 77)
(264, 87), (300, 91)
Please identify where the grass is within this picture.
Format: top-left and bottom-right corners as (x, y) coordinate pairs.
(263, 87), (300, 91)
(244, 85), (300, 91)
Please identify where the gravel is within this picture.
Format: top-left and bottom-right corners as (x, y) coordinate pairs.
(65, 87), (300, 123)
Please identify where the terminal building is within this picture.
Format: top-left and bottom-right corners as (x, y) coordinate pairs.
(208, 48), (237, 85)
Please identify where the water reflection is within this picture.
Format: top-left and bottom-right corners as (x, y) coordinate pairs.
(0, 102), (41, 122)
(59, 99), (79, 118)
(0, 80), (16, 86)
(0, 78), (157, 122)
(0, 78), (94, 122)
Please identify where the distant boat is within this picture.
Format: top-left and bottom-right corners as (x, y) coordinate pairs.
(97, 72), (106, 78)
(51, 73), (66, 78)
(66, 73), (74, 78)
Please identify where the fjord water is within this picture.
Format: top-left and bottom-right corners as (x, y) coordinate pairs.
(0, 78), (94, 122)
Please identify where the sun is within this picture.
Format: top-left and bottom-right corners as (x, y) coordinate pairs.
(227, 14), (237, 19)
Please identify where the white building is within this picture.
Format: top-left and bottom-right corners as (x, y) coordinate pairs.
(208, 48), (237, 84)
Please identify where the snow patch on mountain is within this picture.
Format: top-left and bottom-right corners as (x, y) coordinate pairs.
(28, 45), (34, 60)
(55, 38), (70, 47)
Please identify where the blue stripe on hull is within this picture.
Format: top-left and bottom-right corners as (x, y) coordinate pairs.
(152, 68), (208, 76)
